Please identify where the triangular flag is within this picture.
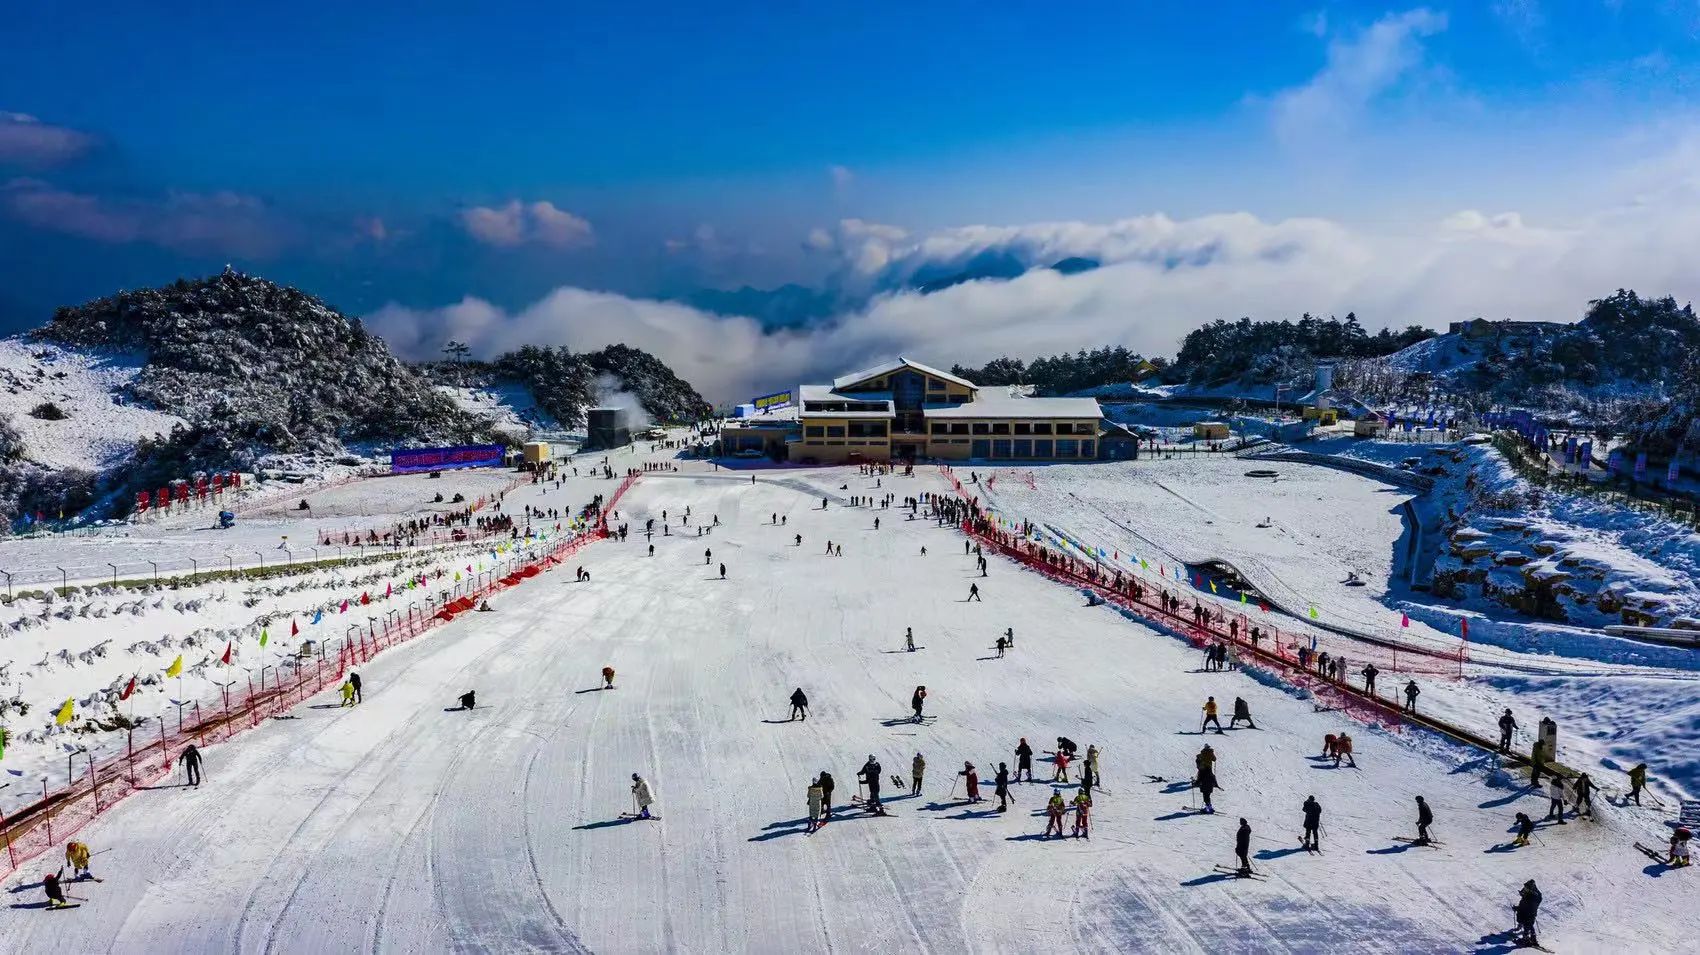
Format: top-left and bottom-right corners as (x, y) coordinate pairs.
(1209, 581), (1218, 594)
(312, 610), (323, 625)
(340, 600), (349, 613)
(291, 619), (299, 637)
(385, 582), (392, 599)
(1308, 606), (1319, 620)
(454, 572), (462, 582)
(221, 642), (233, 665)
(1400, 612), (1410, 628)
(165, 654), (183, 678)
(361, 592), (370, 606)
(1239, 592), (1247, 604)
(55, 697), (75, 726)
(259, 627), (269, 648)
(120, 675), (136, 701)
(1461, 618), (1470, 638)
(1139, 559), (1148, 570)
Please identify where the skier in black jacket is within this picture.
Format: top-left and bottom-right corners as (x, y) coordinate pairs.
(1235, 818), (1253, 875)
(1302, 795), (1322, 850)
(1415, 795), (1434, 845)
(1015, 738), (1034, 782)
(858, 755), (886, 815)
(789, 688), (809, 721)
(1497, 708), (1517, 753)
(1514, 880), (1543, 947)
(818, 771), (836, 820)
(1230, 697), (1256, 730)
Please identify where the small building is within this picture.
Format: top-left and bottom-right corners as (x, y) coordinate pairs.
(586, 407), (631, 450)
(1194, 421), (1230, 441)
(522, 441), (551, 465)
(1098, 421), (1142, 460)
(1354, 412), (1389, 437)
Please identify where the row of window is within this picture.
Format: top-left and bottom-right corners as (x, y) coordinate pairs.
(962, 438), (1093, 459)
(929, 421), (1096, 437)
(804, 423), (889, 440)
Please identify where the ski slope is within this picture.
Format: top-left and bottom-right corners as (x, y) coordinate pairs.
(3, 466), (1688, 953)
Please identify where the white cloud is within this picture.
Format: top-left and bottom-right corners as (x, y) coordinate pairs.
(1270, 8), (1448, 149)
(1, 178), (287, 255)
(372, 139), (1700, 405)
(0, 112), (95, 166)
(460, 199), (593, 248)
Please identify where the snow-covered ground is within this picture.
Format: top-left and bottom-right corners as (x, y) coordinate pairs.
(1, 458), (1693, 952)
(0, 337), (184, 472)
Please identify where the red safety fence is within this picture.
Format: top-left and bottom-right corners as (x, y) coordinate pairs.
(0, 476), (642, 880)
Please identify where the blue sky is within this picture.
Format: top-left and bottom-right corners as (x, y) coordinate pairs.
(3, 2), (1700, 395)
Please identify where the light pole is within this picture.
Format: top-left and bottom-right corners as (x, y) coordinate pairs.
(149, 560), (159, 587)
(107, 562), (119, 587)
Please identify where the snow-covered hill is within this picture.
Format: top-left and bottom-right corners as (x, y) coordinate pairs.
(0, 337), (184, 472)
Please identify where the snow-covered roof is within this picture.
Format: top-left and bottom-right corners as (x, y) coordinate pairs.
(798, 385), (893, 404)
(923, 395), (1102, 419)
(832, 357), (977, 392)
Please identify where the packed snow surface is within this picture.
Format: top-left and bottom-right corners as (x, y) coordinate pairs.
(2, 460), (1691, 953)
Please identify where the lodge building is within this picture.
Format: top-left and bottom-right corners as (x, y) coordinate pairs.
(730, 358), (1102, 463)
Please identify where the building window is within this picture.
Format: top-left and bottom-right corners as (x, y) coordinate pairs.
(805, 426), (824, 438)
(992, 439), (1012, 458)
(1014, 439), (1032, 457)
(991, 422), (1010, 435)
(931, 422), (947, 435)
(1034, 439), (1053, 457)
(1081, 440), (1095, 458)
(827, 426), (845, 438)
(1075, 422), (1096, 435)
(972, 439), (991, 457)
(1033, 422), (1053, 435)
(928, 379), (946, 391)
(1014, 422), (1032, 435)
(972, 422), (991, 435)
(1057, 439), (1078, 457)
(849, 421), (886, 438)
(951, 423), (969, 435)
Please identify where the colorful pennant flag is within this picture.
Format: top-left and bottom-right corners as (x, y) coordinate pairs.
(120, 675), (136, 701)
(259, 627), (269, 648)
(1400, 612), (1409, 628)
(165, 654), (183, 678)
(55, 697), (75, 726)
(1308, 606), (1319, 620)
(221, 642), (233, 665)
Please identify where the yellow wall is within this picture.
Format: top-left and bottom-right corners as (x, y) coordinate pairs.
(793, 415), (892, 463)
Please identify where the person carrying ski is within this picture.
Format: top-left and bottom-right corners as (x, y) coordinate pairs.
(1301, 796), (1322, 850)
(42, 868), (70, 909)
(1544, 776), (1567, 824)
(339, 678), (356, 707)
(602, 667), (615, 690)
(911, 753), (925, 795)
(994, 762), (1011, 812)
(65, 841), (93, 880)
(1402, 680), (1420, 714)
(1201, 696), (1224, 734)
(1071, 790), (1092, 838)
(1229, 697), (1255, 730)
(819, 771), (836, 820)
(1016, 738), (1034, 782)
(1627, 763), (1647, 806)
(631, 773), (655, 819)
(1511, 811), (1535, 847)
(859, 755), (886, 815)
(807, 777), (825, 833)
(350, 671), (363, 704)
(911, 686), (927, 722)
(1414, 795), (1434, 845)
(959, 762), (981, 803)
(1044, 789), (1068, 837)
(1514, 879), (1543, 948)
(181, 743), (203, 787)
(789, 688), (809, 721)
(1235, 818), (1253, 875)
(1497, 708), (1517, 753)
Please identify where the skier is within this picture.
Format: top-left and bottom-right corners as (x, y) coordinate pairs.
(859, 755), (887, 815)
(719, 563), (726, 580)
(1571, 772), (1594, 819)
(1044, 788), (1068, 837)
(1201, 696), (1224, 734)
(1196, 766), (1218, 813)
(1415, 795), (1434, 845)
(1301, 796), (1322, 850)
(789, 687), (809, 721)
(1497, 708), (1517, 753)
(42, 868), (70, 909)
(1005, 627), (1015, 648)
(457, 690), (476, 711)
(967, 583), (981, 602)
(350, 671), (363, 704)
(1667, 828), (1692, 867)
(807, 777), (825, 833)
(1056, 737), (1078, 758)
(1072, 789), (1092, 838)
(905, 627), (916, 652)
(1016, 738), (1034, 782)
(65, 840), (93, 880)
(911, 685), (927, 723)
(1229, 696), (1255, 730)
(994, 762), (1011, 811)
(1627, 763), (1647, 806)
(1235, 818), (1253, 875)
(339, 678), (356, 707)
(1361, 663), (1379, 696)
(1511, 812), (1535, 847)
(994, 634), (1007, 658)
(819, 771), (836, 820)
(1402, 680), (1420, 714)
(602, 666), (616, 690)
(795, 534), (802, 547)
(1544, 776), (1567, 824)
(181, 743), (203, 787)
(1052, 748), (1071, 783)
(1514, 879), (1543, 948)
(959, 762), (982, 803)
(911, 752), (925, 795)
(648, 544), (654, 557)
(1083, 744), (1100, 791)
(1334, 732), (1356, 768)
(631, 773), (655, 819)
(705, 548), (712, 565)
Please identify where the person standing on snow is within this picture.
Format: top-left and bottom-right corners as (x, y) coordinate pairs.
(1085, 744), (1101, 789)
(807, 777), (825, 833)
(1571, 772), (1595, 819)
(1044, 789), (1068, 837)
(1402, 680), (1420, 714)
(1497, 708), (1517, 753)
(1052, 748), (1071, 783)
(1201, 696), (1224, 734)
(1301, 796), (1322, 851)
(719, 563), (726, 580)
(350, 671), (363, 704)
(959, 762), (982, 803)
(704, 548), (712, 565)
(1544, 777), (1567, 824)
(859, 756), (887, 815)
(1514, 880), (1543, 948)
(967, 583), (982, 602)
(65, 840), (94, 880)
(602, 667), (615, 690)
(911, 686), (927, 722)
(181, 743), (203, 787)
(994, 763), (1012, 812)
(994, 634), (1007, 658)
(1235, 818), (1253, 875)
(789, 688), (809, 721)
(339, 678), (356, 707)
(818, 771), (836, 820)
(1414, 795), (1434, 844)
(1016, 738), (1034, 782)
(911, 753), (925, 795)
(631, 773), (655, 819)
(1627, 763), (1648, 805)
(1229, 697), (1255, 730)
(1361, 663), (1378, 696)
(905, 627), (916, 652)
(1334, 732), (1356, 768)
(1511, 812), (1535, 847)
(1072, 790), (1092, 838)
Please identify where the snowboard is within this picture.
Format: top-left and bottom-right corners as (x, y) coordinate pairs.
(620, 812), (660, 821)
(1212, 865), (1265, 880)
